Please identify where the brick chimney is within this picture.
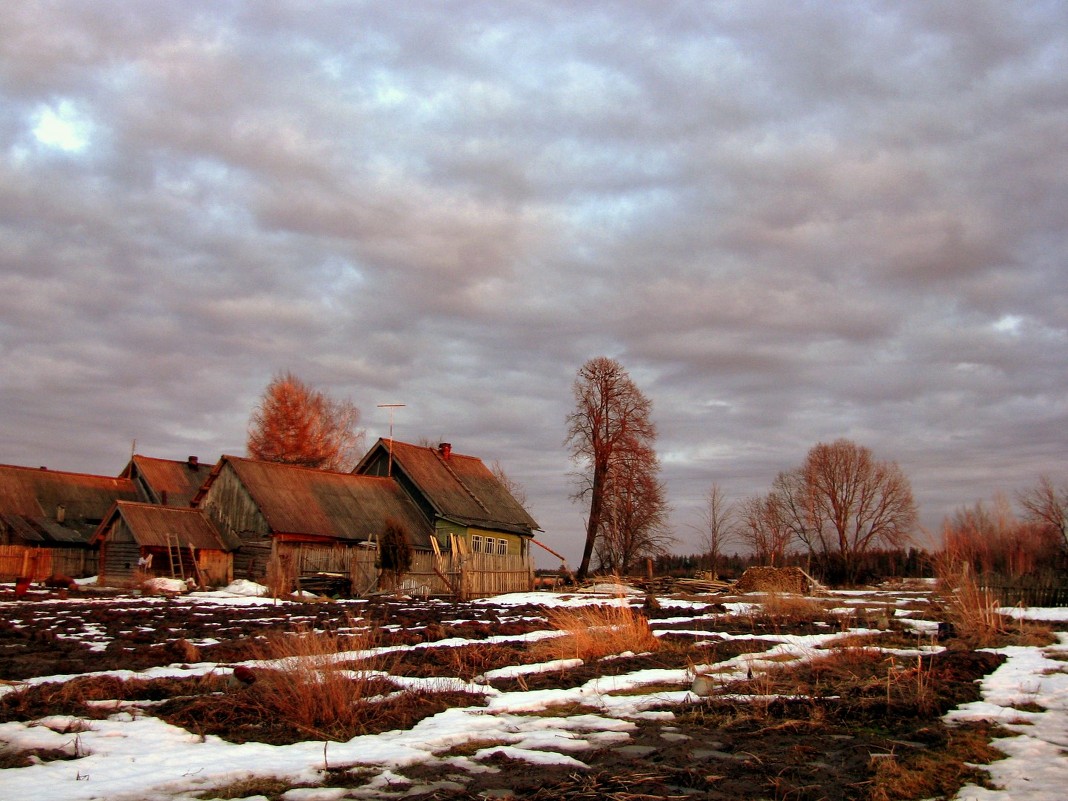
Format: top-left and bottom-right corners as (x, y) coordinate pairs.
(187, 456), (199, 470)
(438, 442), (452, 460)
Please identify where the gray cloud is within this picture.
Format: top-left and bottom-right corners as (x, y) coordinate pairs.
(2, 1), (1066, 562)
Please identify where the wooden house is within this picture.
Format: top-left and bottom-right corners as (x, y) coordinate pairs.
(120, 454), (212, 507)
(92, 501), (237, 587)
(192, 455), (430, 586)
(355, 440), (540, 558)
(0, 463), (138, 579)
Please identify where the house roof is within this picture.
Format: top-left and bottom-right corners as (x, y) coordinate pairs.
(121, 455), (211, 507)
(356, 439), (540, 536)
(0, 463), (139, 543)
(93, 501), (234, 550)
(196, 456), (431, 548)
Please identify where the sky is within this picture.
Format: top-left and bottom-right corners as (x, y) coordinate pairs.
(1, 1), (1066, 564)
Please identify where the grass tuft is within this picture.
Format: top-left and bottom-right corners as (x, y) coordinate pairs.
(536, 602), (659, 662)
(937, 561), (1007, 646)
(245, 622), (394, 741)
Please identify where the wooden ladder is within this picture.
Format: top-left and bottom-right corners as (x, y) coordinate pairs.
(165, 532), (183, 579)
(165, 533), (204, 587)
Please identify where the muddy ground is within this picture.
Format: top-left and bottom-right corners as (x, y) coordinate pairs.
(0, 583), (1015, 800)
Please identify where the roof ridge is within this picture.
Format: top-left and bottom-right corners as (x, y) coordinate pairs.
(434, 449), (491, 516)
(0, 463), (134, 483)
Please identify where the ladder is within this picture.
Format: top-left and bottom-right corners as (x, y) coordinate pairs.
(164, 532), (204, 587)
(165, 532), (183, 578)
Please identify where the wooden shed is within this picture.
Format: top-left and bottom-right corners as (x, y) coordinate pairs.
(92, 501), (236, 587)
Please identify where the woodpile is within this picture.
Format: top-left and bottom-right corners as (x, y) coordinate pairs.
(626, 575), (732, 595)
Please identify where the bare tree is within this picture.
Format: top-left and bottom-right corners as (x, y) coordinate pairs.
(800, 439), (916, 583)
(1018, 475), (1068, 550)
(490, 459), (529, 509)
(247, 372), (364, 471)
(594, 441), (671, 574)
(739, 492), (793, 567)
(942, 496), (1055, 578)
(697, 483), (734, 578)
(565, 357), (658, 581)
(770, 469), (823, 566)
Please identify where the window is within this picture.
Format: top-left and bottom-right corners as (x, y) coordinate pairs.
(471, 535), (483, 553)
(496, 539), (508, 555)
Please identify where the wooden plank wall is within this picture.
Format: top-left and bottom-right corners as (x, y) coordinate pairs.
(197, 550), (233, 587)
(0, 546), (94, 580)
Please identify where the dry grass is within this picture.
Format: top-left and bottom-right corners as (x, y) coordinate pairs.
(195, 775), (311, 800)
(761, 592), (825, 620)
(937, 561), (1007, 646)
(246, 622), (396, 741)
(742, 592), (828, 632)
(0, 674), (226, 723)
(868, 722), (1005, 801)
(536, 602), (659, 662)
(716, 647), (942, 716)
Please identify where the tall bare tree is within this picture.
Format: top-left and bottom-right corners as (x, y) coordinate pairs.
(800, 439), (916, 582)
(697, 483), (734, 578)
(594, 441), (671, 574)
(565, 357), (658, 580)
(1018, 475), (1068, 550)
(247, 372), (364, 471)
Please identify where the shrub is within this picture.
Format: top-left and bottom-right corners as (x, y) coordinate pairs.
(378, 518), (413, 587)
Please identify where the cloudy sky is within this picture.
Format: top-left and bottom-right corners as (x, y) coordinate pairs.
(2, 1), (1065, 563)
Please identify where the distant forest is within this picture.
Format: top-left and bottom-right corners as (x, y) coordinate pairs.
(654, 547), (935, 584)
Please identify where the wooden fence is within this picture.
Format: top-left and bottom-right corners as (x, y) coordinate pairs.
(0, 546), (94, 581)
(980, 582), (1068, 608)
(391, 551), (534, 599)
(267, 542), (532, 600)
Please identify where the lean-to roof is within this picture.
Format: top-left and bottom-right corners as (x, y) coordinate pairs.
(94, 501), (233, 550)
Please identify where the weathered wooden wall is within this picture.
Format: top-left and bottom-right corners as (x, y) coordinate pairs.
(0, 545), (93, 580)
(198, 465), (270, 545)
(197, 550), (233, 587)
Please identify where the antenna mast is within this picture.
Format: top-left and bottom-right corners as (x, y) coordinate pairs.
(376, 404), (405, 476)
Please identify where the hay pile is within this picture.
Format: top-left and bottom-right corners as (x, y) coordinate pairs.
(733, 566), (821, 595)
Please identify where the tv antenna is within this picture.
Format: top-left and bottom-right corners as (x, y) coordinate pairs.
(376, 404), (405, 476)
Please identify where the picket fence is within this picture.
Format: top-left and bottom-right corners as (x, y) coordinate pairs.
(980, 582), (1068, 608)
